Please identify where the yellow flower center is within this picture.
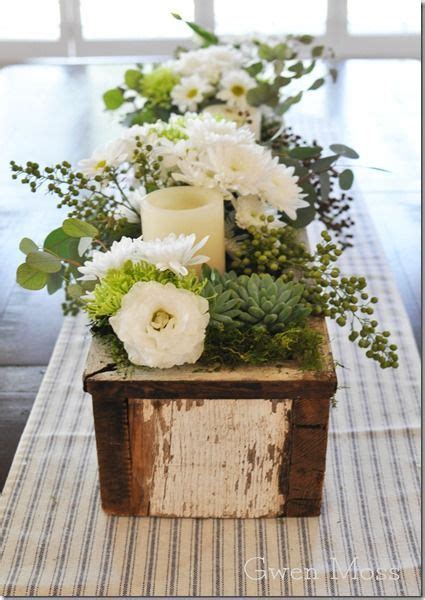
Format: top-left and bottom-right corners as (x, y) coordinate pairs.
(231, 84), (245, 97)
(95, 159), (107, 170)
(186, 88), (199, 99)
(151, 309), (174, 330)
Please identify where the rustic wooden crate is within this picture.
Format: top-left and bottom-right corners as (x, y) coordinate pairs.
(83, 318), (336, 518)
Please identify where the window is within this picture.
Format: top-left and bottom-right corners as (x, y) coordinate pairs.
(0, 0), (420, 62)
(347, 0), (420, 35)
(0, 0), (60, 41)
(80, 0), (194, 40)
(214, 0), (327, 36)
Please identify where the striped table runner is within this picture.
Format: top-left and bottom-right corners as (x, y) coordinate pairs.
(0, 184), (420, 593)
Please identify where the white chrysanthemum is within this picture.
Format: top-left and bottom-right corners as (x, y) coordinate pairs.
(109, 281), (210, 368)
(174, 139), (272, 198)
(173, 45), (244, 82)
(183, 111), (255, 146)
(261, 163), (308, 220)
(78, 138), (132, 177)
(217, 70), (256, 107)
(115, 187), (145, 223)
(171, 75), (213, 112)
(138, 233), (209, 276)
(78, 237), (143, 281)
(233, 195), (284, 230)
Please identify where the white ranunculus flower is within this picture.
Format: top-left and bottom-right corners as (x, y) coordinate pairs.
(138, 233), (210, 276)
(109, 281), (210, 368)
(234, 195), (284, 230)
(260, 163), (308, 220)
(171, 75), (213, 112)
(217, 69), (256, 107)
(78, 138), (132, 177)
(78, 236), (144, 281)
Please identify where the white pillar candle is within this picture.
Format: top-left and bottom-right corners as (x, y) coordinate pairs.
(203, 104), (262, 140)
(141, 186), (226, 273)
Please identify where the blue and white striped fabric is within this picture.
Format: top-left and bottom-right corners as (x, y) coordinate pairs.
(0, 158), (420, 595)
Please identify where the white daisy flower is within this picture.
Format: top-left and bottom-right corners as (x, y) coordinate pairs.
(171, 75), (213, 112)
(109, 281), (210, 368)
(78, 138), (132, 177)
(138, 233), (210, 276)
(217, 69), (256, 107)
(233, 195), (285, 231)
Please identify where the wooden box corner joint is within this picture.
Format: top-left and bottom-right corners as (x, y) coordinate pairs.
(84, 318), (337, 518)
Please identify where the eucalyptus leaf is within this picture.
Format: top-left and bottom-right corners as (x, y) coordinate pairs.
(19, 237), (38, 255)
(44, 227), (80, 261)
(16, 263), (48, 290)
(103, 88), (125, 110)
(309, 77), (325, 90)
(339, 169), (355, 190)
(329, 144), (359, 159)
(312, 45), (324, 57)
(124, 69), (142, 90)
(245, 62), (263, 77)
(329, 67), (338, 82)
(26, 250), (62, 273)
(47, 271), (64, 295)
(67, 283), (83, 300)
(277, 91), (303, 115)
(288, 146), (322, 160)
(63, 218), (98, 238)
(311, 154), (339, 173)
(297, 34), (314, 44)
(319, 172), (330, 202)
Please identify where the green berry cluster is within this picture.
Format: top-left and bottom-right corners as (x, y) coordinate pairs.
(302, 231), (398, 368)
(10, 159), (141, 245)
(228, 219), (310, 276)
(132, 137), (165, 193)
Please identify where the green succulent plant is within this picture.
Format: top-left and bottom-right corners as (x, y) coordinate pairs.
(202, 267), (311, 334)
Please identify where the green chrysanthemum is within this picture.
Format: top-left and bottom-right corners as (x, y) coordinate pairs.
(140, 67), (180, 108)
(85, 260), (203, 322)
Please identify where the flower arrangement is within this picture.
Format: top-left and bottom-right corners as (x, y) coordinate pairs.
(103, 14), (336, 131)
(12, 114), (398, 371)
(103, 14), (360, 246)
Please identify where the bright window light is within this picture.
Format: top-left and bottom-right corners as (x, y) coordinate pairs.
(0, 0), (60, 40)
(214, 0), (327, 36)
(80, 0), (194, 40)
(348, 0), (420, 34)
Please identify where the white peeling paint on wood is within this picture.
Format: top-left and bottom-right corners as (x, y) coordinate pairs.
(129, 399), (292, 518)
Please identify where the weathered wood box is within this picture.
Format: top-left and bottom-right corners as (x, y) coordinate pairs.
(83, 319), (336, 518)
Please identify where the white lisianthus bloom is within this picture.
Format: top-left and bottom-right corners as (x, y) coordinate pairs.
(138, 233), (210, 276)
(217, 70), (256, 107)
(109, 281), (210, 368)
(171, 75), (213, 112)
(234, 195), (284, 230)
(261, 163), (308, 220)
(78, 237), (144, 281)
(78, 138), (132, 177)
(115, 187), (146, 223)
